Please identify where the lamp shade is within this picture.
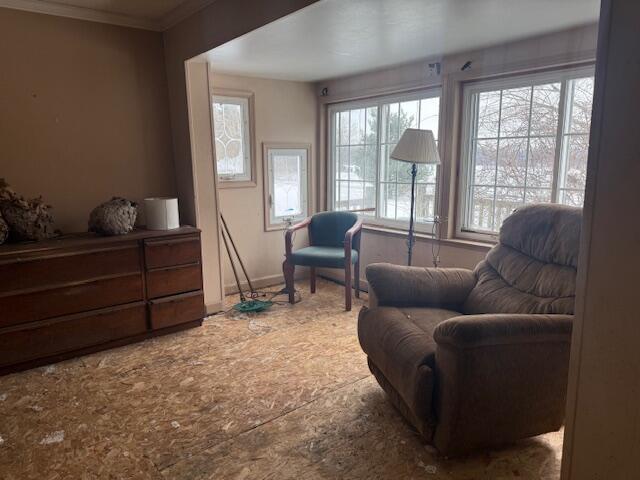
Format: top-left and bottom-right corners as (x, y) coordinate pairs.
(390, 128), (440, 165)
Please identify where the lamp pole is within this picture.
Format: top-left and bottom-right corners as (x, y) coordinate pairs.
(407, 162), (417, 266)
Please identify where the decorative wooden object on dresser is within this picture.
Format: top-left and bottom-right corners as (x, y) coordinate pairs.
(0, 226), (205, 375)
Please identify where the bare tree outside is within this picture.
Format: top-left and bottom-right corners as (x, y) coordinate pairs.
(466, 75), (594, 232)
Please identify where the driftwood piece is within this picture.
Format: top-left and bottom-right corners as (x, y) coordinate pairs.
(0, 179), (55, 242)
(88, 197), (138, 236)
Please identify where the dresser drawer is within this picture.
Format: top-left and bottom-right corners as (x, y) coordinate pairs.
(0, 244), (140, 294)
(0, 303), (147, 367)
(149, 291), (204, 330)
(0, 274), (144, 328)
(146, 263), (202, 299)
(144, 235), (201, 269)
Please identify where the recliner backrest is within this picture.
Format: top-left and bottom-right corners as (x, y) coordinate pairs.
(309, 211), (358, 247)
(463, 204), (582, 315)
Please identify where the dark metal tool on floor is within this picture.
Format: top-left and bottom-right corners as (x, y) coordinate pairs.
(220, 214), (273, 313)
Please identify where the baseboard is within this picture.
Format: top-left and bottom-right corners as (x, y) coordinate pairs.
(206, 302), (224, 315)
(223, 271), (307, 295)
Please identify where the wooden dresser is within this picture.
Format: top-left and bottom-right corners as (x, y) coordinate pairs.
(0, 226), (205, 374)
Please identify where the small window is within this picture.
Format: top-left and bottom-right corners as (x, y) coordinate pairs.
(263, 144), (310, 231)
(211, 91), (255, 186)
(459, 67), (594, 237)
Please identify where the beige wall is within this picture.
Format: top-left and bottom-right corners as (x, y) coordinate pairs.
(0, 8), (175, 233)
(210, 72), (316, 290)
(162, 0), (318, 307)
(317, 24), (598, 283)
(562, 1), (640, 477)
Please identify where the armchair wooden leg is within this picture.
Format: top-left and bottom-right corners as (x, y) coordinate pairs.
(283, 260), (295, 304)
(310, 267), (316, 293)
(354, 260), (360, 299)
(345, 262), (352, 311)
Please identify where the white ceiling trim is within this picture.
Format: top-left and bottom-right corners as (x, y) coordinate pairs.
(0, 0), (217, 31)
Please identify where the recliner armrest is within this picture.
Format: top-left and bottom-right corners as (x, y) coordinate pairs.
(434, 313), (573, 348)
(366, 263), (476, 308)
(431, 312), (574, 455)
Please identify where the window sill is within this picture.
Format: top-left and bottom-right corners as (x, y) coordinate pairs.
(218, 180), (257, 189)
(362, 224), (494, 250)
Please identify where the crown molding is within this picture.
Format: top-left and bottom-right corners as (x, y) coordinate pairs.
(0, 0), (218, 31)
(161, 0), (217, 30)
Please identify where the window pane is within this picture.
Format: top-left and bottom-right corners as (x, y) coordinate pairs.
(400, 100), (420, 129)
(567, 77), (594, 134)
(383, 103), (400, 143)
(349, 146), (364, 181)
(561, 134), (588, 191)
(416, 163), (437, 183)
(525, 188), (552, 204)
(213, 102), (245, 176)
(420, 97), (440, 139)
(396, 159), (413, 183)
(337, 146), (349, 180)
(396, 184), (412, 220)
(469, 186), (495, 231)
(530, 83), (561, 136)
(380, 183), (397, 219)
(416, 184), (436, 222)
(272, 154), (302, 217)
(364, 145), (377, 181)
(497, 138), (528, 186)
(336, 181), (349, 210)
(476, 91), (501, 138)
(494, 187), (524, 228)
(527, 137), (556, 188)
(380, 144), (396, 182)
(349, 108), (366, 145)
(500, 86), (532, 137)
(473, 140), (498, 185)
(363, 182), (376, 215)
(560, 189), (585, 207)
(348, 181), (365, 211)
(365, 107), (378, 144)
(339, 111), (350, 145)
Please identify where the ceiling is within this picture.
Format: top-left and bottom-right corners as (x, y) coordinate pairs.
(203, 0), (601, 82)
(0, 0), (215, 30)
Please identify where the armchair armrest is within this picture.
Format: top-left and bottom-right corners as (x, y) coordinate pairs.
(434, 313), (573, 348)
(344, 219), (363, 263)
(366, 263), (476, 308)
(284, 217), (311, 257)
(432, 313), (573, 455)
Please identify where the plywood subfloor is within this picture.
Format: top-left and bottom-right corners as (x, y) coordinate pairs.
(0, 279), (563, 479)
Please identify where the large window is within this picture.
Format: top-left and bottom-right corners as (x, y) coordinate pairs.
(263, 144), (310, 231)
(329, 90), (440, 230)
(212, 91), (255, 186)
(460, 67), (594, 235)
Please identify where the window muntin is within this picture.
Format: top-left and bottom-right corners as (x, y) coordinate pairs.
(212, 94), (252, 183)
(264, 146), (309, 230)
(460, 68), (594, 235)
(329, 89), (441, 230)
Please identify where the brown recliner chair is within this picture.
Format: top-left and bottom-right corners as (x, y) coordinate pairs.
(358, 204), (581, 455)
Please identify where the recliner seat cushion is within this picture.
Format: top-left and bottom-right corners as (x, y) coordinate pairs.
(358, 306), (461, 425)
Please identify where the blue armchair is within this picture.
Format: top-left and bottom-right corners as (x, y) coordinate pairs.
(283, 211), (363, 311)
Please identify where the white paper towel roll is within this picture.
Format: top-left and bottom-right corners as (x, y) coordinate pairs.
(145, 197), (180, 230)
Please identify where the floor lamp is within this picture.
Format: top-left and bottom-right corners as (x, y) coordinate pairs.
(390, 128), (441, 266)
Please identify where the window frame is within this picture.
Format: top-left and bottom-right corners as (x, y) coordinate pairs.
(327, 87), (443, 233)
(457, 65), (595, 241)
(211, 89), (256, 188)
(262, 142), (312, 232)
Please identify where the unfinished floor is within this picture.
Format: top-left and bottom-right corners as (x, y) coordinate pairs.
(0, 279), (563, 479)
